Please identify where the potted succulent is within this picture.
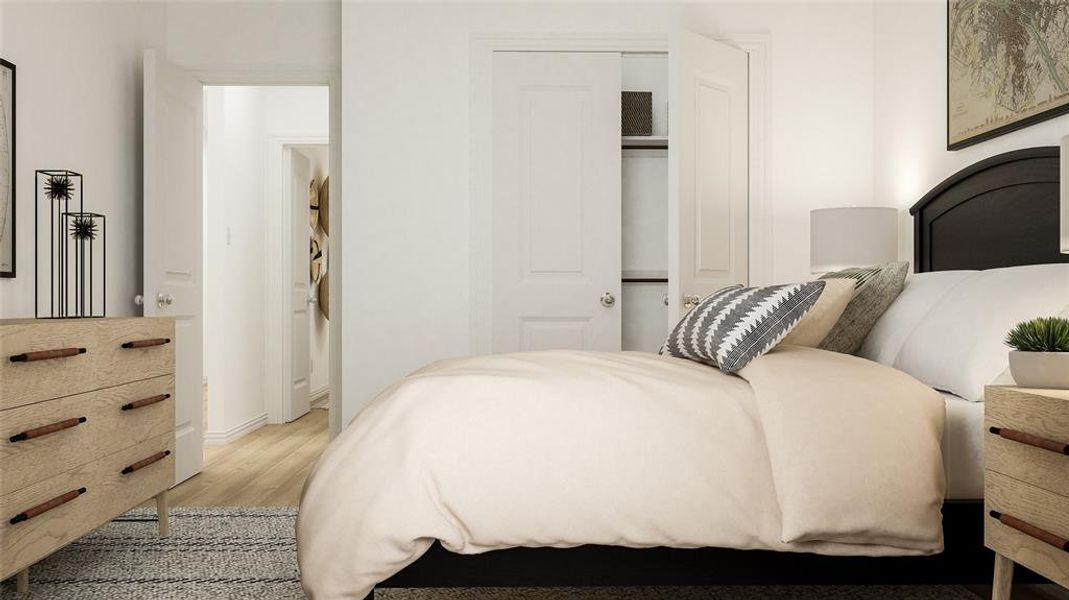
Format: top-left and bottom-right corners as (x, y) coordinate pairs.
(1005, 317), (1069, 389)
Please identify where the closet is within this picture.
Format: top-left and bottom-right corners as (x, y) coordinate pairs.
(621, 54), (669, 352)
(487, 33), (748, 355)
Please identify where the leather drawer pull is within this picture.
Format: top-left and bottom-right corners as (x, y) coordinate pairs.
(9, 347), (86, 363)
(121, 450), (170, 475)
(121, 338), (171, 349)
(121, 394), (170, 411)
(9, 417), (88, 443)
(990, 510), (1069, 552)
(989, 426), (1069, 455)
(10, 488), (87, 524)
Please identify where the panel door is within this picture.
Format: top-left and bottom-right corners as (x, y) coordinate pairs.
(287, 149), (311, 422)
(491, 52), (622, 353)
(142, 49), (203, 485)
(668, 32), (749, 318)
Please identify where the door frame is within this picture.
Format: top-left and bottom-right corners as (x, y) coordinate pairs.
(185, 66), (344, 438)
(468, 33), (769, 356)
(266, 135), (329, 424)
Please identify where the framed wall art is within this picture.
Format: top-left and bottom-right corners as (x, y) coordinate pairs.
(949, 1), (1069, 150)
(0, 58), (14, 277)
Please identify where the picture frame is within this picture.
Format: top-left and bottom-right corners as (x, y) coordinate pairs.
(0, 58), (13, 277)
(948, 1), (1069, 150)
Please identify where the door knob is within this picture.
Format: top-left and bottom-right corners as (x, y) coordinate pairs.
(156, 293), (174, 308)
(134, 294), (144, 307)
(662, 294), (669, 307)
(600, 292), (616, 308)
(682, 294), (702, 311)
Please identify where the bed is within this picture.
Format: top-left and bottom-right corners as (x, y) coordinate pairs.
(299, 147), (1069, 599)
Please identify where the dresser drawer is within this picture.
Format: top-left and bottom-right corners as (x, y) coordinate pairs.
(985, 470), (1069, 587)
(0, 432), (174, 577)
(0, 318), (174, 410)
(0, 375), (175, 496)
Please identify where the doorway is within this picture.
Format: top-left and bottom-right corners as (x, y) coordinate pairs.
(191, 85), (330, 505)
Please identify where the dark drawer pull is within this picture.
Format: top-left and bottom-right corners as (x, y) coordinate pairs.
(989, 426), (1069, 455)
(990, 510), (1069, 552)
(121, 338), (171, 349)
(121, 450), (170, 475)
(9, 347), (87, 363)
(121, 394), (170, 411)
(10, 488), (87, 524)
(9, 417), (87, 443)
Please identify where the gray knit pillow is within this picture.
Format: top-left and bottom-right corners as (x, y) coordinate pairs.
(818, 261), (909, 354)
(660, 281), (826, 373)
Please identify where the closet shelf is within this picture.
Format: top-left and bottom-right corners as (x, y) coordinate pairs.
(622, 136), (668, 149)
(622, 270), (668, 284)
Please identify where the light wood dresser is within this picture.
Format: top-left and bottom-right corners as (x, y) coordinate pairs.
(0, 317), (176, 593)
(984, 385), (1069, 600)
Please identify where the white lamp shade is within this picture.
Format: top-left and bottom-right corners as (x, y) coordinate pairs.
(811, 207), (899, 273)
(1060, 135), (1069, 254)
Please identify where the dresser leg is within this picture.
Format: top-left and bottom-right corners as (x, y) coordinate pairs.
(15, 568), (28, 593)
(156, 491), (170, 538)
(992, 552), (1014, 600)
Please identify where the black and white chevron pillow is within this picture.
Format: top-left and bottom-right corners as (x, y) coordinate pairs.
(660, 281), (826, 373)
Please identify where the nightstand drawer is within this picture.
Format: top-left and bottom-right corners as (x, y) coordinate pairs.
(985, 386), (1069, 496)
(985, 470), (1069, 587)
(986, 429), (1069, 497)
(986, 386), (1069, 447)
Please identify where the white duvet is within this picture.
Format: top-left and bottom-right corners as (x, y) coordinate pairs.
(297, 346), (946, 599)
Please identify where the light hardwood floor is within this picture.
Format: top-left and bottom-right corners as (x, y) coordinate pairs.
(162, 408), (328, 507)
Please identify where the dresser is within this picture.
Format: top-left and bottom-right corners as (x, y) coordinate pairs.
(0, 317), (176, 593)
(984, 385), (1069, 600)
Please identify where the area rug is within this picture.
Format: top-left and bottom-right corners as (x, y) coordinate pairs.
(0, 507), (981, 599)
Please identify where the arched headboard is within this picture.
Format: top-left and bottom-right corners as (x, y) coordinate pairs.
(909, 146), (1069, 272)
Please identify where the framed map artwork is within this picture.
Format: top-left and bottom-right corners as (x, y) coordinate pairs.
(949, 1), (1069, 150)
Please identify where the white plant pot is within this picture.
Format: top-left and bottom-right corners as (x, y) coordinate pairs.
(1008, 351), (1069, 389)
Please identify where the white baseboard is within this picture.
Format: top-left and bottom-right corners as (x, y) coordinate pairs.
(204, 413), (268, 446)
(310, 386), (330, 402)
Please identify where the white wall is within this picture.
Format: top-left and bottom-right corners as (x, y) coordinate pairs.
(203, 86), (328, 440)
(0, 1), (339, 319)
(0, 1), (166, 317)
(873, 0), (1069, 258)
(340, 2), (877, 426)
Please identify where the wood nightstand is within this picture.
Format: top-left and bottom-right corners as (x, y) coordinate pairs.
(984, 386), (1069, 600)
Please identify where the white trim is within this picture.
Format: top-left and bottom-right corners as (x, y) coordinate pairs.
(724, 33), (772, 285)
(469, 32), (770, 355)
(203, 412), (268, 447)
(310, 385), (330, 402)
(265, 134), (329, 426)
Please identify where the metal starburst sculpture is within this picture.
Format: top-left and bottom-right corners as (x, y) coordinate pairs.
(69, 216), (99, 241)
(45, 175), (75, 202)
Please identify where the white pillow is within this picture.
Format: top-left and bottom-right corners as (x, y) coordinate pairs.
(858, 270), (978, 366)
(894, 264), (1069, 402)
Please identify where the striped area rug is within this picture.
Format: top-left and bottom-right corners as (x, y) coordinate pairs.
(1, 507), (980, 599)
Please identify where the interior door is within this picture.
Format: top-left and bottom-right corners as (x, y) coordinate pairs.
(287, 149), (311, 421)
(668, 32), (749, 318)
(491, 51), (622, 353)
(143, 49), (204, 485)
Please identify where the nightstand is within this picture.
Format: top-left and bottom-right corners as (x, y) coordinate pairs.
(984, 386), (1069, 600)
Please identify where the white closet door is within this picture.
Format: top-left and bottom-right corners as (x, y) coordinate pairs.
(668, 32), (749, 318)
(491, 52), (622, 353)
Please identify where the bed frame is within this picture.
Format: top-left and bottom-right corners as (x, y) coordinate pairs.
(367, 146), (1066, 597)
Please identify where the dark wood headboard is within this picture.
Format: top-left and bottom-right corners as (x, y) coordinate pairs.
(910, 146), (1069, 273)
